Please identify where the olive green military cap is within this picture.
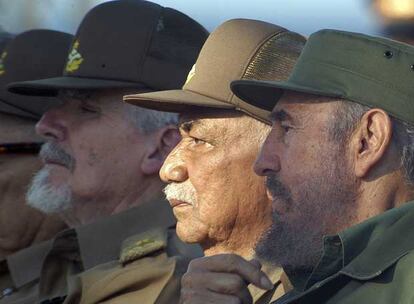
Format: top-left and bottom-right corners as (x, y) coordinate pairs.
(0, 30), (72, 119)
(231, 29), (414, 125)
(124, 18), (305, 124)
(8, 0), (208, 96)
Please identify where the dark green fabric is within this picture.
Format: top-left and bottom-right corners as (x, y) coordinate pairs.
(272, 201), (414, 304)
(231, 29), (414, 125)
(8, 0), (208, 96)
(0, 30), (72, 119)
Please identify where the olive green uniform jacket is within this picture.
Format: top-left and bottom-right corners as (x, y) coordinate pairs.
(272, 201), (414, 304)
(0, 198), (201, 304)
(0, 154), (66, 259)
(250, 267), (292, 304)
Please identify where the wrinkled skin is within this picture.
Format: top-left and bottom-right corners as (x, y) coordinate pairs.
(35, 89), (173, 226)
(160, 110), (272, 258)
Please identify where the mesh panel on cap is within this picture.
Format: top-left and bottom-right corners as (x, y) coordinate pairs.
(242, 31), (305, 81)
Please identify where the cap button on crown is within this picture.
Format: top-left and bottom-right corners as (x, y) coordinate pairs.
(384, 50), (393, 59)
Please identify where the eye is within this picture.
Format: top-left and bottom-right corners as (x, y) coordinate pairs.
(189, 136), (213, 148)
(80, 104), (98, 113)
(192, 137), (206, 145)
(280, 123), (292, 133)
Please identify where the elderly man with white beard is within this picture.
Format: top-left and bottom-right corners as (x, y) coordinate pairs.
(5, 1), (208, 303)
(124, 19), (305, 304)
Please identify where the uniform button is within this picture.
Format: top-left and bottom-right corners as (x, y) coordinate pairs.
(384, 50), (393, 58)
(2, 287), (14, 297)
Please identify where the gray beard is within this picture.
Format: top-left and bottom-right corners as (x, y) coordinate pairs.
(26, 167), (73, 214)
(255, 151), (358, 270)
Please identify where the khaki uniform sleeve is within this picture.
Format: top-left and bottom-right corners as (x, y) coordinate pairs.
(64, 228), (198, 304)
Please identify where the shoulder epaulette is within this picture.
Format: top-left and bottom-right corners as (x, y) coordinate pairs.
(119, 228), (167, 265)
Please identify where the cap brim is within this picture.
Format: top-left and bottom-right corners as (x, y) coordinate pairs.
(231, 79), (342, 111)
(124, 89), (235, 113)
(7, 76), (146, 96)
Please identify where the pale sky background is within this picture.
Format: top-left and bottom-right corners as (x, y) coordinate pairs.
(0, 0), (383, 37)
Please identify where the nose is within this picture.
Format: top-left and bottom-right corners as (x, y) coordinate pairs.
(159, 146), (188, 183)
(36, 107), (66, 142)
(254, 130), (281, 176)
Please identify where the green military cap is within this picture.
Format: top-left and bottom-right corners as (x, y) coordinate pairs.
(0, 30), (72, 119)
(231, 29), (414, 125)
(8, 0), (208, 96)
(124, 18), (305, 124)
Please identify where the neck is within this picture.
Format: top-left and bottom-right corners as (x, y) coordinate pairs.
(202, 212), (272, 260)
(64, 175), (165, 228)
(352, 170), (414, 230)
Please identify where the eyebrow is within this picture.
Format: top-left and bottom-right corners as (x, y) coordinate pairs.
(179, 119), (200, 133)
(269, 109), (292, 123)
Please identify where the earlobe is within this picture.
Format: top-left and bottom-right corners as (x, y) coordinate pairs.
(354, 109), (392, 178)
(159, 126), (181, 159)
(140, 126), (180, 176)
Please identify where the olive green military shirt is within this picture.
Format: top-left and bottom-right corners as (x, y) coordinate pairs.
(64, 228), (201, 304)
(0, 198), (197, 304)
(272, 200), (414, 304)
(249, 266), (292, 304)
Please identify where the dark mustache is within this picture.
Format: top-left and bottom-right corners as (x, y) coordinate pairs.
(265, 175), (292, 202)
(39, 142), (75, 170)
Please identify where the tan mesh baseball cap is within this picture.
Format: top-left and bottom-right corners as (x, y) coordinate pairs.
(124, 18), (305, 124)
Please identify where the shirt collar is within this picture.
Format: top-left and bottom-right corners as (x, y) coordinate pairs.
(74, 197), (176, 270)
(4, 196), (175, 287)
(340, 200), (414, 279)
(300, 200), (414, 289)
(6, 240), (54, 288)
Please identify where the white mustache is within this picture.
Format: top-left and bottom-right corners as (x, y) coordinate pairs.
(40, 142), (75, 170)
(163, 181), (197, 206)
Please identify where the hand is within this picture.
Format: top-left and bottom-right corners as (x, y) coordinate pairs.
(179, 254), (273, 304)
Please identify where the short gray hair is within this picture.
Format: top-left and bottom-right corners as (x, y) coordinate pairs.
(126, 105), (178, 133)
(59, 89), (178, 133)
(330, 100), (414, 184)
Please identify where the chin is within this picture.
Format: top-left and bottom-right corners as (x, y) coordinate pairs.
(176, 222), (206, 244)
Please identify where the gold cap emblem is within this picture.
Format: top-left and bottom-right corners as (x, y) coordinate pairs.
(0, 52), (7, 76)
(65, 40), (84, 73)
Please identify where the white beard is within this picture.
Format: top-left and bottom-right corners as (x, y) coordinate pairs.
(26, 167), (72, 214)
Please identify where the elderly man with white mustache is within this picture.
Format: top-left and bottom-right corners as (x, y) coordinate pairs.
(124, 19), (305, 304)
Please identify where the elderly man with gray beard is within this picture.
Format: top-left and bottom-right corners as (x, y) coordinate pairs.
(124, 19), (305, 304)
(6, 1), (207, 303)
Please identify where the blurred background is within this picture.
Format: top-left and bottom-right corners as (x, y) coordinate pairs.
(0, 0), (414, 43)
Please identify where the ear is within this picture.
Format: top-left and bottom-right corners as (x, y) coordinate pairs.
(140, 126), (181, 175)
(352, 109), (393, 178)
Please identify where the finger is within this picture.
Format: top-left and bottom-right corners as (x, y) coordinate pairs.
(188, 254), (273, 290)
(248, 258), (262, 269)
(184, 272), (253, 304)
